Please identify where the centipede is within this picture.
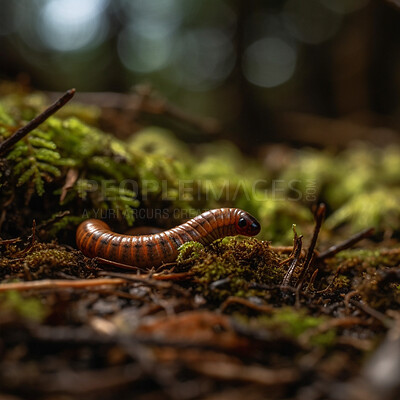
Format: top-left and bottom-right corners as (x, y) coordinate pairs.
(76, 208), (261, 269)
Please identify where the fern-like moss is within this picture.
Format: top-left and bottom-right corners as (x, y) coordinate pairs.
(6, 128), (63, 197)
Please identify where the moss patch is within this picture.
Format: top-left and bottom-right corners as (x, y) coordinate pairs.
(177, 237), (284, 302)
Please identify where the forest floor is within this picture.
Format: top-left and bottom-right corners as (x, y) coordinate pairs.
(1, 86), (400, 400)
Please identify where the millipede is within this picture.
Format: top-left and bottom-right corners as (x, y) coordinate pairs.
(76, 208), (261, 269)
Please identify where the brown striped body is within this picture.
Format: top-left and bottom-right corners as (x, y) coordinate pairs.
(76, 208), (261, 268)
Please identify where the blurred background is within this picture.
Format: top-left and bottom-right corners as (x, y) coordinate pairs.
(1, 0), (400, 147)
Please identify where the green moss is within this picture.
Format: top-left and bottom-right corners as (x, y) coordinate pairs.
(0, 241), (91, 282)
(269, 308), (325, 337)
(6, 128), (64, 197)
(332, 274), (351, 291)
(333, 248), (400, 268)
(0, 290), (47, 322)
(176, 241), (204, 263)
(281, 143), (400, 234)
(23, 247), (76, 270)
(177, 237), (283, 302)
(128, 127), (190, 161)
(237, 308), (336, 348)
(321, 248), (400, 309)
(0, 103), (15, 126)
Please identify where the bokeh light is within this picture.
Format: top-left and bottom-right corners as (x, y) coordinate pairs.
(171, 27), (236, 91)
(118, 26), (172, 73)
(119, 0), (183, 40)
(243, 37), (297, 88)
(37, 0), (109, 51)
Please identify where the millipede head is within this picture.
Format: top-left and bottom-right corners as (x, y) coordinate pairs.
(235, 210), (261, 236)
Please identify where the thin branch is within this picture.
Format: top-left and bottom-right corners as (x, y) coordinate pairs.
(0, 270), (196, 292)
(94, 256), (145, 272)
(219, 296), (275, 314)
(98, 271), (192, 297)
(190, 362), (299, 386)
(349, 299), (393, 328)
(36, 210), (71, 232)
(305, 268), (319, 292)
(46, 88), (220, 135)
(10, 220), (37, 258)
(317, 227), (375, 260)
(0, 88), (76, 156)
(281, 235), (303, 287)
(296, 203), (326, 288)
(270, 246), (296, 253)
(0, 278), (127, 292)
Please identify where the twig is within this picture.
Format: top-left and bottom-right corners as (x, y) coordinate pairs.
(344, 290), (360, 311)
(281, 235), (303, 287)
(125, 84), (221, 134)
(190, 362), (299, 386)
(148, 271), (193, 281)
(289, 224), (298, 257)
(317, 227), (375, 260)
(296, 204), (326, 288)
(12, 220), (37, 257)
(305, 269), (319, 292)
(315, 266), (343, 294)
(0, 88), (76, 156)
(46, 88), (220, 135)
(97, 271), (192, 296)
(0, 237), (22, 245)
(0, 278), (128, 292)
(271, 246), (295, 253)
(349, 299), (393, 328)
(94, 256), (145, 271)
(219, 296), (275, 314)
(278, 255), (294, 266)
(36, 210), (71, 232)
(161, 100), (220, 134)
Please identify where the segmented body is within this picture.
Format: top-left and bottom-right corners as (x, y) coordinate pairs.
(76, 208), (260, 268)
